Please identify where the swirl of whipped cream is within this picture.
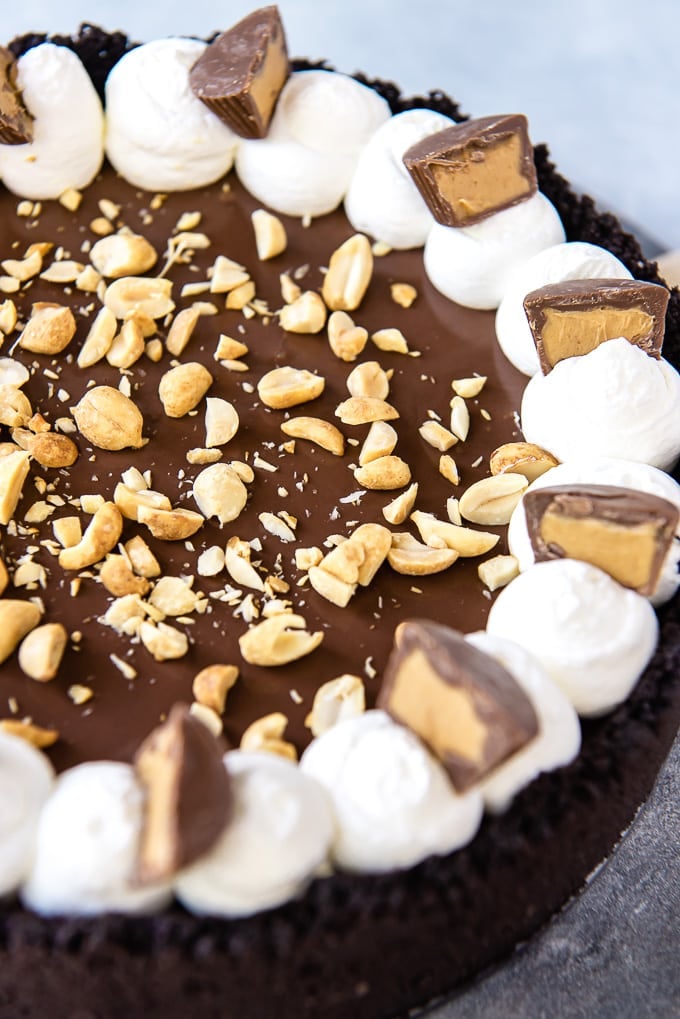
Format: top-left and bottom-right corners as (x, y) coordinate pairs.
(0, 44), (104, 200)
(422, 192), (565, 310)
(464, 632), (581, 813)
(21, 761), (172, 916)
(495, 241), (632, 375)
(0, 731), (54, 898)
(521, 337), (680, 471)
(344, 109), (455, 249)
(486, 559), (659, 717)
(235, 70), (391, 217)
(105, 39), (238, 192)
(508, 457), (680, 605)
(175, 751), (334, 917)
(300, 710), (483, 872)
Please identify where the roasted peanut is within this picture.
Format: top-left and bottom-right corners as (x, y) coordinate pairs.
(74, 386), (145, 450)
(0, 599), (43, 664)
(257, 366), (325, 409)
(58, 502), (123, 571)
(158, 362), (213, 418)
(239, 614), (323, 666)
(192, 663), (239, 714)
(90, 232), (158, 278)
(305, 674), (365, 736)
(0, 449), (30, 524)
(138, 505), (205, 541)
(193, 463), (248, 524)
(240, 712), (297, 760)
(280, 416), (345, 455)
(18, 622), (68, 681)
(458, 474), (528, 526)
(322, 234), (373, 311)
(19, 303), (76, 355)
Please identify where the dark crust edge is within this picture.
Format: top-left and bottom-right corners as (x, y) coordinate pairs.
(1, 28), (679, 1019)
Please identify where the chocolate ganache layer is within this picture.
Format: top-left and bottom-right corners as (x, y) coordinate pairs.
(0, 168), (532, 771)
(1, 24), (679, 1019)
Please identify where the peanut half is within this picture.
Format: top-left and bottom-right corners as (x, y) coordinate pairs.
(327, 310), (368, 362)
(387, 532), (459, 576)
(353, 455), (411, 490)
(192, 463), (248, 525)
(0, 599), (43, 664)
(252, 208), (287, 261)
(0, 449), (30, 524)
(90, 233), (158, 278)
(192, 663), (239, 714)
(458, 473), (528, 526)
(257, 366), (325, 409)
(19, 303), (76, 355)
(489, 441), (560, 482)
(411, 510), (499, 557)
(239, 614), (323, 667)
(279, 291), (327, 334)
(240, 712), (297, 760)
(322, 234), (373, 311)
(18, 622), (68, 682)
(280, 416), (345, 456)
(58, 502), (123, 571)
(158, 362), (213, 418)
(305, 674), (366, 737)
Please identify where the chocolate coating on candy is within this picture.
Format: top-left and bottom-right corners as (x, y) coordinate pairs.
(134, 703), (231, 883)
(0, 46), (33, 144)
(403, 113), (537, 227)
(523, 278), (670, 374)
(378, 620), (538, 792)
(189, 6), (289, 139)
(524, 483), (679, 596)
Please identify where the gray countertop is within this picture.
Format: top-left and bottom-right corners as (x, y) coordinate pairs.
(3, 3), (678, 1016)
(427, 734), (680, 1019)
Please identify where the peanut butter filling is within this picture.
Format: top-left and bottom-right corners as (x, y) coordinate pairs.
(432, 134), (531, 222)
(539, 511), (660, 591)
(540, 307), (654, 368)
(388, 649), (489, 764)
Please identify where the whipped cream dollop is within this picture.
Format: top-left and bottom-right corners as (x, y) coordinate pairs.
(422, 192), (565, 310)
(105, 38), (238, 192)
(521, 337), (680, 471)
(344, 109), (455, 249)
(0, 731), (54, 898)
(508, 457), (680, 605)
(0, 44), (104, 200)
(175, 751), (334, 917)
(486, 559), (659, 717)
(464, 632), (581, 812)
(22, 761), (172, 916)
(300, 710), (483, 872)
(235, 70), (391, 218)
(495, 241), (632, 375)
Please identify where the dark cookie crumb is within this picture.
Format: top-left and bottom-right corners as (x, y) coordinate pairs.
(9, 23), (136, 100)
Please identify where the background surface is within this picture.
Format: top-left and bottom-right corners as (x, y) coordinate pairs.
(3, 3), (679, 1017)
(3, 0), (680, 250)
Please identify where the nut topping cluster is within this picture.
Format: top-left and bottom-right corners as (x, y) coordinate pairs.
(0, 170), (539, 762)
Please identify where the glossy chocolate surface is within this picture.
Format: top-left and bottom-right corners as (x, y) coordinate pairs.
(0, 168), (526, 772)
